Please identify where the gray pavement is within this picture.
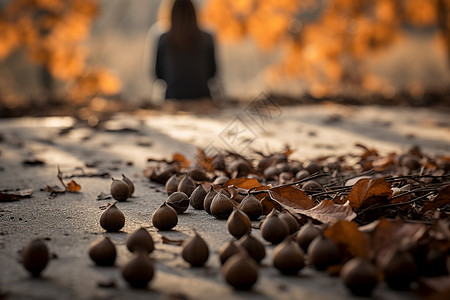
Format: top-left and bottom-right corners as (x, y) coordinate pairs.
(2, 104), (449, 299)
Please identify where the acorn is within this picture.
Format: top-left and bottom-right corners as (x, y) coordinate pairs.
(152, 202), (178, 231)
(238, 233), (266, 263)
(190, 185), (207, 210)
(301, 180), (322, 192)
(279, 172), (293, 184)
(340, 257), (378, 296)
(126, 227), (154, 254)
(229, 159), (253, 178)
(110, 178), (130, 202)
(272, 237), (305, 275)
(238, 194), (263, 221)
(100, 202), (125, 232)
(260, 209), (290, 244)
(210, 190), (235, 220)
(88, 236), (116, 266)
(295, 170), (310, 181)
(122, 174), (135, 197)
(121, 250), (154, 288)
(279, 211), (298, 234)
(212, 155), (226, 171)
(203, 186), (217, 215)
(219, 239), (246, 265)
(166, 191), (189, 214)
(181, 230), (209, 267)
(21, 239), (49, 277)
(213, 176), (229, 185)
(177, 175), (196, 197)
(187, 169), (209, 182)
(227, 207), (251, 239)
(295, 220), (321, 252)
(307, 234), (340, 271)
(303, 160), (321, 174)
(264, 165), (281, 180)
(222, 253), (258, 290)
(381, 248), (417, 290)
(165, 174), (179, 196)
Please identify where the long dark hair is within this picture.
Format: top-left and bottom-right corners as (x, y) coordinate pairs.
(167, 0), (201, 50)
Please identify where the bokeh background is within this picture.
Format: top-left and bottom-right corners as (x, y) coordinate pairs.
(1, 0), (449, 111)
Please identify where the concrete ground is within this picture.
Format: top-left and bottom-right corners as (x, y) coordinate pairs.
(1, 103), (449, 299)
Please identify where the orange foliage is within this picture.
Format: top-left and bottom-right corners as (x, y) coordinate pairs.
(0, 0), (121, 101)
(202, 0), (446, 95)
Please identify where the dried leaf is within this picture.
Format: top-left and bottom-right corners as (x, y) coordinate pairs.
(223, 177), (261, 190)
(22, 158), (46, 166)
(372, 154), (395, 171)
(324, 221), (372, 261)
(390, 184), (411, 205)
(268, 185), (315, 209)
(346, 177), (392, 209)
(371, 218), (425, 265)
(161, 235), (184, 246)
(261, 196), (281, 215)
(196, 148), (215, 172)
(420, 185), (450, 214)
(172, 153), (190, 168)
(0, 193), (20, 202)
(283, 200), (356, 225)
(67, 180), (81, 193)
(227, 185), (246, 202)
(251, 185), (271, 200)
(97, 280), (117, 288)
(96, 192), (111, 201)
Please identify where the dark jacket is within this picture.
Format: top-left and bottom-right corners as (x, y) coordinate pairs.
(155, 31), (216, 100)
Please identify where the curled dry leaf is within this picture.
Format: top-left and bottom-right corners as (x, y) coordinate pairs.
(172, 153), (190, 168)
(161, 235), (185, 246)
(67, 180), (81, 193)
(420, 185), (450, 214)
(0, 189), (33, 202)
(283, 200), (356, 225)
(268, 185), (315, 210)
(370, 217), (426, 265)
(223, 177), (262, 190)
(346, 177), (392, 209)
(227, 185), (247, 203)
(324, 221), (372, 261)
(260, 196), (282, 215)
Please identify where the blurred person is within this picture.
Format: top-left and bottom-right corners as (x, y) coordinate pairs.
(154, 0), (217, 100)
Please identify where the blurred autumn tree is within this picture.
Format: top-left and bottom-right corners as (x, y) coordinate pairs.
(202, 0), (450, 97)
(0, 0), (121, 103)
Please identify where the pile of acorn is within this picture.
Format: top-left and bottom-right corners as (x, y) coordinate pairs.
(19, 171), (441, 296)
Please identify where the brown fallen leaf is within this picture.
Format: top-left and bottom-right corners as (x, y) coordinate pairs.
(372, 154), (395, 172)
(67, 180), (81, 193)
(283, 200), (356, 225)
(223, 177), (261, 190)
(390, 184), (411, 206)
(227, 185), (246, 202)
(161, 235), (185, 246)
(172, 153), (190, 168)
(97, 280), (117, 288)
(346, 177), (392, 209)
(260, 196), (282, 215)
(268, 185), (315, 210)
(196, 148), (215, 172)
(324, 220), (372, 261)
(96, 192), (111, 201)
(370, 217), (425, 265)
(420, 185), (450, 214)
(22, 158), (46, 166)
(0, 189), (33, 202)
